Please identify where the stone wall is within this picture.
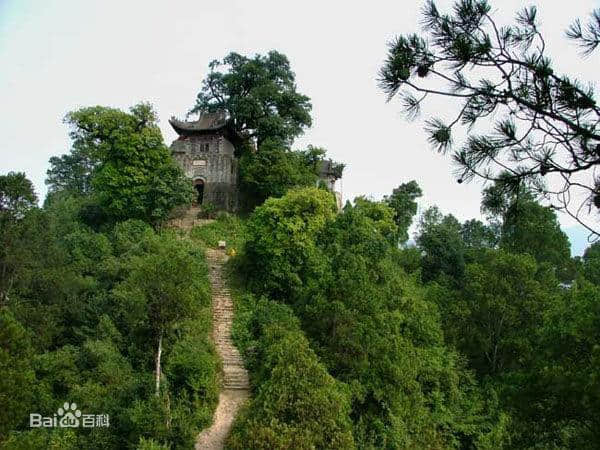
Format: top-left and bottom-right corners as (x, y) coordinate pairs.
(171, 134), (239, 211)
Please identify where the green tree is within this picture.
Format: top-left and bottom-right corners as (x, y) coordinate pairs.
(516, 280), (600, 448)
(380, 1), (600, 235)
(241, 189), (506, 447)
(461, 219), (497, 250)
(482, 181), (572, 279)
(0, 173), (39, 305)
(238, 140), (322, 208)
(416, 207), (466, 283)
(383, 180), (422, 244)
(228, 302), (355, 449)
(242, 187), (337, 300)
(46, 147), (97, 195)
(456, 250), (557, 375)
(113, 235), (206, 397)
(582, 242), (600, 284)
(0, 172), (37, 219)
(190, 51), (312, 147)
(62, 103), (193, 226)
(0, 311), (37, 440)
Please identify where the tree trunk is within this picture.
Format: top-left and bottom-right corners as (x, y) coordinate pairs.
(155, 330), (163, 397)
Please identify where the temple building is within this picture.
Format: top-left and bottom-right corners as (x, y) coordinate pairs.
(169, 112), (241, 211)
(169, 111), (343, 211)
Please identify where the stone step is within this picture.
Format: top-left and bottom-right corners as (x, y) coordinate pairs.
(224, 384), (250, 390)
(220, 352), (242, 359)
(219, 350), (242, 355)
(224, 366), (247, 373)
(221, 358), (244, 364)
(221, 354), (244, 360)
(224, 373), (248, 378)
(224, 376), (248, 383)
(224, 376), (249, 384)
(224, 381), (249, 388)
(215, 341), (237, 346)
(224, 379), (249, 385)
(222, 360), (245, 366)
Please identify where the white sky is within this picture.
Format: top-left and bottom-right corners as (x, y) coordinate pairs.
(1, 0), (598, 254)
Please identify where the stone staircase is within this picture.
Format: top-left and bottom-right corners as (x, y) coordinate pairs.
(170, 206), (250, 448)
(195, 248), (249, 449)
(207, 248), (250, 390)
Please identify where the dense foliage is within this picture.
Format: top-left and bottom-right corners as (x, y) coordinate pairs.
(234, 187), (506, 448)
(190, 51), (312, 147)
(227, 297), (355, 449)
(415, 185), (599, 447)
(47, 103), (193, 227)
(0, 183), (218, 449)
(384, 180), (423, 244)
(224, 181), (600, 448)
(238, 141), (324, 208)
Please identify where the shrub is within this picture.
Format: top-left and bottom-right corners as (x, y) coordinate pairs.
(241, 187), (336, 301)
(226, 297), (355, 449)
(197, 202), (217, 219)
(164, 316), (220, 430)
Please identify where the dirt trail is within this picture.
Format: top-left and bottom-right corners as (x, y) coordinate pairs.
(196, 249), (250, 450)
(172, 207), (250, 449)
(196, 248), (250, 449)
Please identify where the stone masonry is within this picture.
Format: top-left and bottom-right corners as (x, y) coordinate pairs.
(169, 113), (240, 211)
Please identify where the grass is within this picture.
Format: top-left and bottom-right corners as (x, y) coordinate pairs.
(189, 214), (247, 251)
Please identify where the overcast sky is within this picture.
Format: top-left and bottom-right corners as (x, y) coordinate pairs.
(1, 0), (598, 254)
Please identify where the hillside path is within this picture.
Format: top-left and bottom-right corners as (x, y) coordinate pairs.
(171, 206), (250, 448)
(194, 247), (250, 449)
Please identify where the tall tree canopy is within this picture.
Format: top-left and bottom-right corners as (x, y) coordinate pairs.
(380, 0), (600, 235)
(240, 188), (506, 448)
(46, 145), (96, 195)
(49, 103), (193, 226)
(383, 180), (423, 244)
(190, 51), (312, 147)
(582, 241), (600, 285)
(417, 206), (467, 283)
(0, 172), (38, 305)
(482, 180), (572, 278)
(0, 172), (37, 220)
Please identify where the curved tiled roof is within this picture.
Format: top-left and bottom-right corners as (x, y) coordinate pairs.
(169, 112), (228, 134)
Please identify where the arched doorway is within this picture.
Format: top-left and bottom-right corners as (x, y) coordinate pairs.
(193, 179), (205, 205)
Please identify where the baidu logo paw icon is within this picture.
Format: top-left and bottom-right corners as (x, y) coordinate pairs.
(58, 402), (81, 428)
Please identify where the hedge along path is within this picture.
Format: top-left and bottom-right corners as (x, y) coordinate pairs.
(172, 207), (250, 449)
